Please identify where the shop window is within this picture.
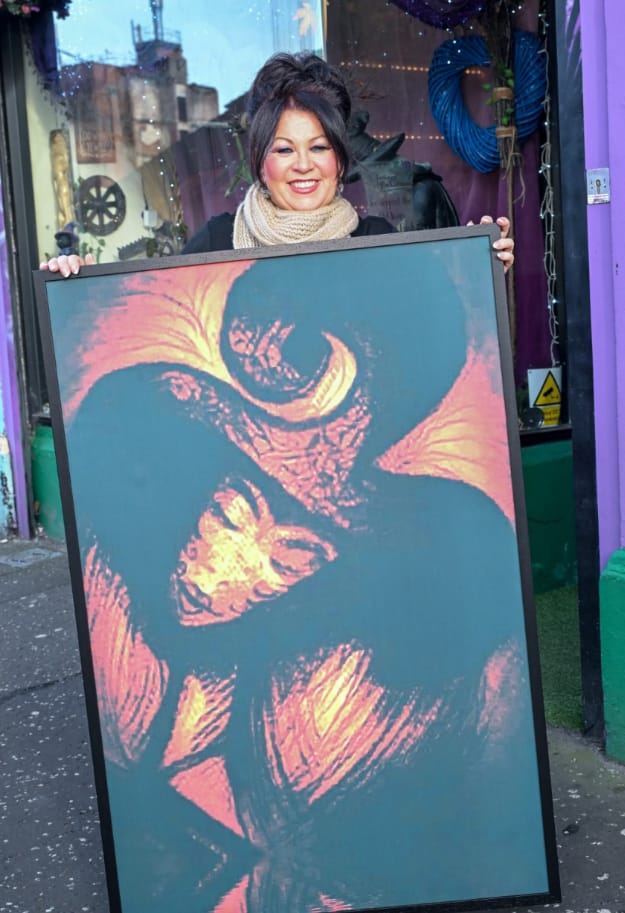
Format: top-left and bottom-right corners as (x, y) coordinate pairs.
(20, 0), (562, 427)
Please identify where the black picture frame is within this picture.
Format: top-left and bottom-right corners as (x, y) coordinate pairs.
(35, 224), (560, 913)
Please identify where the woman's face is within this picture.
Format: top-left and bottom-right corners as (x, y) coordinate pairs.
(261, 107), (340, 212)
(171, 478), (337, 626)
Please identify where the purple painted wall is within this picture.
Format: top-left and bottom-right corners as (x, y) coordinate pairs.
(605, 2), (625, 556)
(0, 172), (29, 537)
(580, 0), (625, 569)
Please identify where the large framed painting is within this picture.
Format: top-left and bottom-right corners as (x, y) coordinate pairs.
(35, 226), (560, 913)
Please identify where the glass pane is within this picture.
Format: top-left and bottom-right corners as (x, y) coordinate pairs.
(23, 0), (557, 416)
(27, 0), (326, 264)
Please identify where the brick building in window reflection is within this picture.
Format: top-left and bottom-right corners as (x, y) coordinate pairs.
(61, 30), (218, 169)
(58, 23), (219, 259)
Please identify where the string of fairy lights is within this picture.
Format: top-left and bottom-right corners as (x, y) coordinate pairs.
(143, 77), (181, 230)
(537, 4), (559, 366)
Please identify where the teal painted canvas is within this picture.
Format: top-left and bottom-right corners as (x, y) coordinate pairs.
(37, 228), (559, 913)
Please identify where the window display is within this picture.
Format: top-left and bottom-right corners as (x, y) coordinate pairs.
(20, 0), (560, 422)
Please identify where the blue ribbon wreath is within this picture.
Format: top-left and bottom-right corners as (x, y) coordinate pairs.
(428, 30), (546, 173)
(389, 0), (489, 30)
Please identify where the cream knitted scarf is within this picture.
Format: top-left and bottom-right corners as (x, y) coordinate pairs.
(232, 182), (359, 249)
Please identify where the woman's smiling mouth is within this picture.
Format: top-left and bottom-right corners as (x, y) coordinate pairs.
(289, 180), (320, 193)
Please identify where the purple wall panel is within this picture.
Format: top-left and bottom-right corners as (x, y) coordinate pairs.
(580, 0), (621, 568)
(604, 0), (625, 554)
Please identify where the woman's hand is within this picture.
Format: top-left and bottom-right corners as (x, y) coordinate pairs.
(467, 215), (514, 273)
(39, 253), (96, 277)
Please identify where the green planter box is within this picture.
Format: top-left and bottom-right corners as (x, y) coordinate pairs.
(31, 422), (65, 541)
(521, 438), (577, 593)
(600, 550), (625, 761)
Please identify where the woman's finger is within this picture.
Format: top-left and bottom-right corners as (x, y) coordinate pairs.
(494, 241), (515, 273)
(496, 216), (511, 239)
(466, 215), (515, 272)
(39, 254), (90, 277)
(46, 255), (71, 276)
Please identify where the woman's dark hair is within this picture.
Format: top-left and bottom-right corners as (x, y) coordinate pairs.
(246, 52), (352, 184)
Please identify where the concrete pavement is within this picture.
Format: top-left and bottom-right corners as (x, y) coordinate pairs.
(0, 538), (107, 912)
(1, 535), (625, 913)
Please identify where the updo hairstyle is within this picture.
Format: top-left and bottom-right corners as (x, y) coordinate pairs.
(246, 53), (352, 185)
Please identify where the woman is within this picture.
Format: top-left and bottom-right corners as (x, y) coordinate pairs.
(41, 52), (514, 273)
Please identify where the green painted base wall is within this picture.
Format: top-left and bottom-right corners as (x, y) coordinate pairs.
(31, 423), (65, 541)
(600, 549), (625, 762)
(521, 439), (577, 593)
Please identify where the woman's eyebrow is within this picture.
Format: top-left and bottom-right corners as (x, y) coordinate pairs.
(272, 134), (327, 143)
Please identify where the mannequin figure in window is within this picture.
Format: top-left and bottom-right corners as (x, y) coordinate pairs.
(345, 109), (459, 231)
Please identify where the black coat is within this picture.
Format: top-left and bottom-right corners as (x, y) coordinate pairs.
(182, 212), (395, 255)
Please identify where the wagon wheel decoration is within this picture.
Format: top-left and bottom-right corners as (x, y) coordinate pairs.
(77, 175), (126, 236)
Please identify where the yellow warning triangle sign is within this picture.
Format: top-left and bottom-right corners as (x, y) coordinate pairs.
(534, 370), (561, 406)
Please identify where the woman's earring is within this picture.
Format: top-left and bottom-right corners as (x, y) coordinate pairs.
(260, 183), (271, 199)
(336, 181), (344, 197)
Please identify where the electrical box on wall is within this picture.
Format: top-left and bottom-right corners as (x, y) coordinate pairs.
(587, 168), (610, 204)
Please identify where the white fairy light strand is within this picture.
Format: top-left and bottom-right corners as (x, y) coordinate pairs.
(538, 6), (559, 366)
(145, 74), (182, 233)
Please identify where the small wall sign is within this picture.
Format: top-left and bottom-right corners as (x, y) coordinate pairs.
(528, 366), (562, 426)
(587, 168), (610, 204)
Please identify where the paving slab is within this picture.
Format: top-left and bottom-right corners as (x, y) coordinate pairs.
(0, 677), (108, 913)
(541, 728), (625, 913)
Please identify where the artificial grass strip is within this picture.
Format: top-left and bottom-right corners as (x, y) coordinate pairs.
(534, 584), (583, 732)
